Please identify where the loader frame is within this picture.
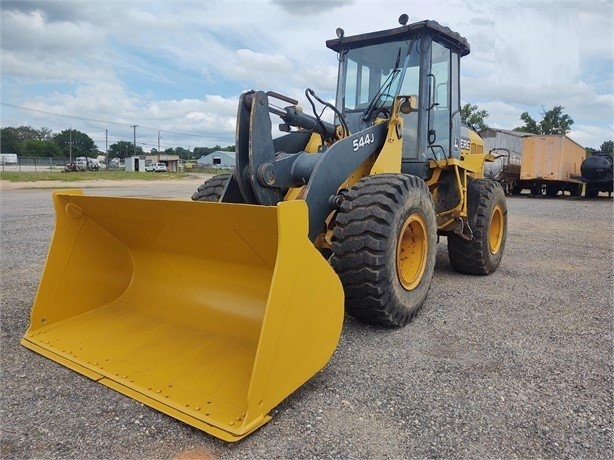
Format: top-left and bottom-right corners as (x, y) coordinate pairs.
(22, 17), (505, 444)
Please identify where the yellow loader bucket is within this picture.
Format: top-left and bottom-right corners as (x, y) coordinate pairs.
(21, 190), (344, 441)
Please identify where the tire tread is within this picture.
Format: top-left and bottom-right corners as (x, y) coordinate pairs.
(330, 174), (436, 327)
(191, 174), (231, 201)
(447, 178), (507, 275)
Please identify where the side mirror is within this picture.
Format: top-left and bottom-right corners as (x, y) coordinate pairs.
(399, 96), (418, 114)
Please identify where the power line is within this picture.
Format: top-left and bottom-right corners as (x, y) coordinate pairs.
(1, 102), (212, 139)
(1, 102), (131, 127)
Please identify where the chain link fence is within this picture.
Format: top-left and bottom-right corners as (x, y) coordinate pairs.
(0, 157), (117, 172)
(2, 157), (70, 172)
(1, 157), (230, 174)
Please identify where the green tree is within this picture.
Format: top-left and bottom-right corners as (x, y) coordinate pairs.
(0, 128), (22, 154)
(174, 146), (190, 160)
(22, 140), (63, 158)
(38, 127), (53, 141)
(1, 125), (57, 156)
(515, 105), (573, 135)
(599, 140), (613, 156)
(586, 141), (613, 158)
(460, 103), (489, 131)
(108, 141), (143, 159)
(16, 126), (40, 141)
(193, 146), (213, 158)
(2, 125), (53, 142)
(516, 112), (540, 134)
(53, 129), (97, 158)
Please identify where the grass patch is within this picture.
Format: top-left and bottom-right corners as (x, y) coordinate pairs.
(0, 171), (192, 182)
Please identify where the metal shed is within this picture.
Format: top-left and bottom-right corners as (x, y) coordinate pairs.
(124, 156), (146, 172)
(196, 151), (236, 169)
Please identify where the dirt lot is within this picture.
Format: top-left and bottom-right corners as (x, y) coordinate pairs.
(1, 180), (612, 459)
(0, 176), (209, 192)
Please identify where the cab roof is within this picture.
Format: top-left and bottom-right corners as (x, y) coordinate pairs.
(326, 19), (470, 57)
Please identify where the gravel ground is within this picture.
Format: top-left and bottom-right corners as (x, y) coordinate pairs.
(1, 181), (612, 459)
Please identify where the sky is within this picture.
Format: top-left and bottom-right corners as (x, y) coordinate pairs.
(1, 0), (613, 153)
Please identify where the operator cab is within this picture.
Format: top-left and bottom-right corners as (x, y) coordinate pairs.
(326, 17), (470, 179)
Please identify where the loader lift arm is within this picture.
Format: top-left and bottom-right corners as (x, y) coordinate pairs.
(227, 89), (389, 241)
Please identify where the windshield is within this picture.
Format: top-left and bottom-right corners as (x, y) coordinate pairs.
(340, 39), (418, 113)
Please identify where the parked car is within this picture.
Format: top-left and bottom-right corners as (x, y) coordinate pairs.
(145, 163), (155, 172)
(153, 163), (167, 172)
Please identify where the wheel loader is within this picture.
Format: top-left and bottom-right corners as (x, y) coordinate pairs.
(22, 17), (507, 442)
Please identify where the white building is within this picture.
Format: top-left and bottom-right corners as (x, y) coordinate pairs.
(124, 156), (146, 172)
(196, 151), (236, 169)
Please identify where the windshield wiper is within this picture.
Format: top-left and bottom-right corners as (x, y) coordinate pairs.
(361, 47), (402, 121)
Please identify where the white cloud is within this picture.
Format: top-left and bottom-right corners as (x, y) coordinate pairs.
(1, 0), (611, 150)
(1, 8), (104, 53)
(271, 0), (354, 16)
(579, 2), (614, 60)
(1, 8), (109, 83)
(569, 124), (614, 149)
(495, 6), (580, 86)
(222, 49), (295, 87)
(476, 100), (525, 130)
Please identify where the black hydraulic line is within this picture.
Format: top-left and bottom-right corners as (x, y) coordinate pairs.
(305, 88), (350, 137)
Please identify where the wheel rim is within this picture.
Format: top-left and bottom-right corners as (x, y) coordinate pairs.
(396, 213), (428, 291)
(489, 204), (504, 254)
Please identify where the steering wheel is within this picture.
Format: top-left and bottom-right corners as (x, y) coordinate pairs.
(375, 94), (395, 118)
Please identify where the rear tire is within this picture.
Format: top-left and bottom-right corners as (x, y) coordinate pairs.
(448, 178), (507, 275)
(586, 188), (599, 198)
(570, 184), (582, 197)
(330, 174), (437, 327)
(530, 185), (542, 196)
(191, 174), (231, 201)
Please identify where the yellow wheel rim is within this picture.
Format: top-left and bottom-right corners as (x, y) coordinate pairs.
(396, 213), (428, 291)
(489, 204), (504, 254)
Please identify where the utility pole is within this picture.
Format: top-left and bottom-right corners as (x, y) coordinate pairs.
(131, 125), (138, 156)
(158, 130), (161, 162)
(69, 127), (72, 163)
(105, 129), (108, 169)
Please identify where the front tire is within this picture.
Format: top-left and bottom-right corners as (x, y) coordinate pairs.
(330, 174), (437, 327)
(447, 178), (507, 275)
(191, 173), (231, 201)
